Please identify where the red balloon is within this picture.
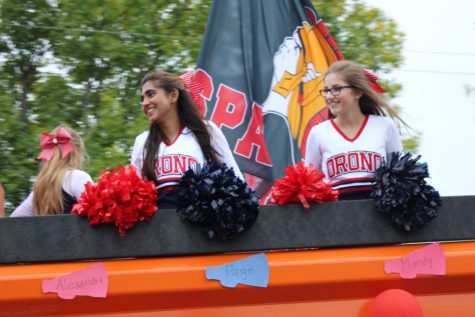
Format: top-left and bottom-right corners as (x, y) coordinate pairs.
(369, 289), (423, 317)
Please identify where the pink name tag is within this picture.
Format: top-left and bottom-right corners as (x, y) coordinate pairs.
(42, 263), (108, 299)
(384, 243), (446, 279)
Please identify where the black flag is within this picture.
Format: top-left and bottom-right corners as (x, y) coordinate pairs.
(193, 0), (343, 195)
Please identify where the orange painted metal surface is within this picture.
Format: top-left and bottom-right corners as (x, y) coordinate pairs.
(1, 241), (475, 316)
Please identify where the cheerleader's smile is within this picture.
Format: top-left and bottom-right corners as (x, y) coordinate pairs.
(140, 81), (178, 124)
(323, 73), (360, 118)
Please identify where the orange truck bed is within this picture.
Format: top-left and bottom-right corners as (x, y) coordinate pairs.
(1, 197), (475, 316)
(1, 242), (475, 316)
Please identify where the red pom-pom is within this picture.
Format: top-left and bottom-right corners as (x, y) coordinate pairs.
(369, 289), (423, 317)
(72, 166), (158, 236)
(270, 162), (338, 208)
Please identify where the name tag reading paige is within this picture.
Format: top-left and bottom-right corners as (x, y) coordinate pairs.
(206, 253), (269, 288)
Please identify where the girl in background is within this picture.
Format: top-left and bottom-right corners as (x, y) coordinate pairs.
(11, 125), (93, 216)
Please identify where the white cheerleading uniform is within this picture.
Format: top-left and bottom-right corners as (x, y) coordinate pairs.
(11, 169), (93, 217)
(304, 115), (402, 198)
(131, 121), (243, 208)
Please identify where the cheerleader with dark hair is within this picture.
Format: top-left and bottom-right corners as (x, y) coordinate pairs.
(131, 70), (243, 209)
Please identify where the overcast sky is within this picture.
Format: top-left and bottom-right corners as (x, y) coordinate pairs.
(364, 0), (475, 196)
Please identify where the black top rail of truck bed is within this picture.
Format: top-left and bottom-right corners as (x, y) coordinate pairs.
(1, 196), (474, 264)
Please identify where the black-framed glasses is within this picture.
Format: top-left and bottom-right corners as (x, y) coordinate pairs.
(319, 85), (354, 97)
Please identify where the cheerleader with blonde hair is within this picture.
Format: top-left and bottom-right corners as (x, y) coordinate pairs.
(11, 125), (93, 216)
(305, 60), (405, 200)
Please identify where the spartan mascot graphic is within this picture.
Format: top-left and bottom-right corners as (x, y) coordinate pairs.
(263, 22), (333, 179)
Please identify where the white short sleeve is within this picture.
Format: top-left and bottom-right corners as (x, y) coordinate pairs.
(130, 131), (148, 177)
(11, 169), (93, 217)
(10, 192), (35, 217)
(385, 119), (403, 154)
(62, 169), (94, 199)
(304, 125), (323, 170)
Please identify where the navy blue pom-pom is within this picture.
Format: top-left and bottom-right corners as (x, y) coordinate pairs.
(176, 163), (259, 240)
(371, 152), (441, 231)
(388, 185), (442, 231)
(372, 152), (429, 212)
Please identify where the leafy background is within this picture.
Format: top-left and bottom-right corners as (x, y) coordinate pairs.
(0, 0), (413, 213)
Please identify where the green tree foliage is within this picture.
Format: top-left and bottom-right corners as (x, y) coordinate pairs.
(0, 0), (58, 123)
(314, 0), (418, 147)
(313, 0), (404, 97)
(1, 0), (409, 213)
(51, 0), (212, 176)
(0, 0), (60, 207)
(402, 131), (421, 153)
(0, 0), (211, 212)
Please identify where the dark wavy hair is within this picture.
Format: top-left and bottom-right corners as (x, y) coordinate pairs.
(140, 70), (220, 183)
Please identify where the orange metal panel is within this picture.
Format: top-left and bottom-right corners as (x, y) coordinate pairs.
(1, 241), (475, 316)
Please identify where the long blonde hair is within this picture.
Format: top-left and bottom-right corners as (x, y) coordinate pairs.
(325, 60), (407, 126)
(33, 125), (86, 215)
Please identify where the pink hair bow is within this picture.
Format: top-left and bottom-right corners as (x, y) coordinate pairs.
(364, 69), (385, 93)
(37, 127), (74, 161)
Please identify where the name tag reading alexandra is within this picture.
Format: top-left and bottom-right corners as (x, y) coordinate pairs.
(42, 263), (108, 299)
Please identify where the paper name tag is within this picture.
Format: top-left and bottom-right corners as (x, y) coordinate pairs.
(42, 263), (108, 299)
(384, 243), (446, 279)
(206, 253), (269, 288)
